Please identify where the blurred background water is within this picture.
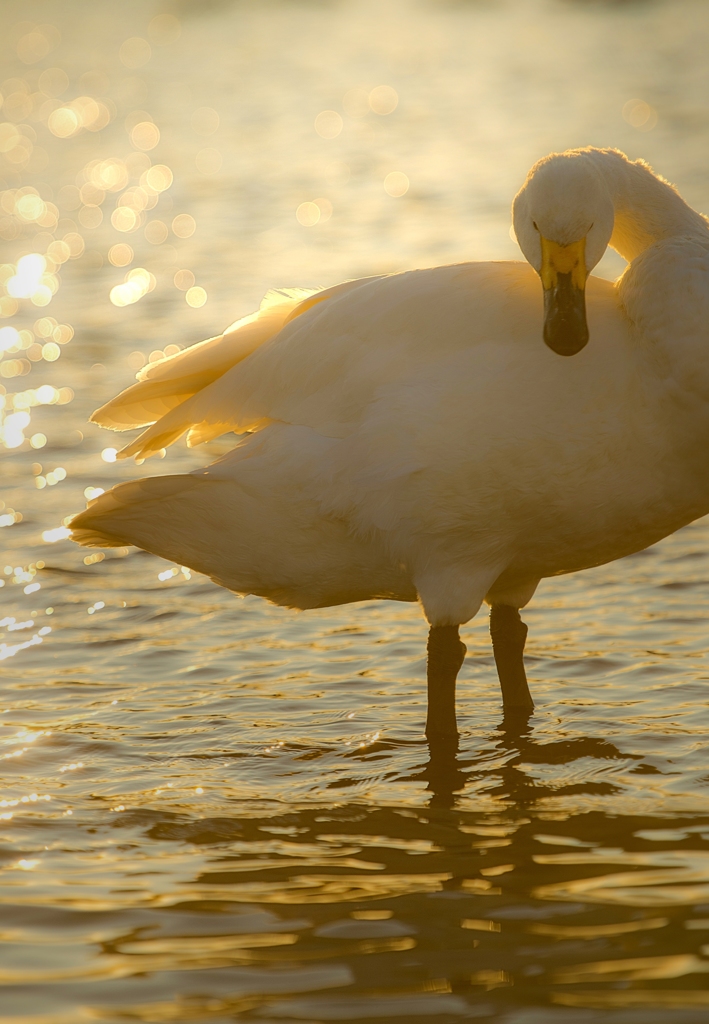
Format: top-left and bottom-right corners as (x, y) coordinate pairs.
(3, 0), (709, 1020)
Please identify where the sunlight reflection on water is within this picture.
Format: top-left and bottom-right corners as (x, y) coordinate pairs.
(2, 0), (709, 1020)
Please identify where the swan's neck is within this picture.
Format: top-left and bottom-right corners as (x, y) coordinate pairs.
(588, 149), (708, 263)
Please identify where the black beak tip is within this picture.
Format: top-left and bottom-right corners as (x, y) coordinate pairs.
(542, 272), (589, 357)
(543, 322), (589, 357)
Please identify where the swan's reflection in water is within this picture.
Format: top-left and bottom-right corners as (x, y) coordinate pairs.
(418, 707), (630, 810)
(114, 722), (707, 1021)
(4, 714), (709, 1022)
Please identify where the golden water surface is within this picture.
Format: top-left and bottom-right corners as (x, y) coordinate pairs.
(2, 0), (709, 1020)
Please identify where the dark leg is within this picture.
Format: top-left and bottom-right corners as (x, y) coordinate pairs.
(489, 605), (534, 711)
(425, 625), (466, 743)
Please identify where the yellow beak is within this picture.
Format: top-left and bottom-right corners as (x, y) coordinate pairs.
(539, 236), (589, 356)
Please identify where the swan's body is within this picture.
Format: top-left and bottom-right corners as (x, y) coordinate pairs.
(71, 147), (709, 732)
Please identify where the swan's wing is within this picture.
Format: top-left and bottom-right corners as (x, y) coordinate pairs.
(91, 287), (325, 432)
(111, 275), (382, 458)
(101, 277), (386, 458)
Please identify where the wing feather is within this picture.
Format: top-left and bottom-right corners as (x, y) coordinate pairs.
(108, 277), (375, 459)
(92, 288), (323, 433)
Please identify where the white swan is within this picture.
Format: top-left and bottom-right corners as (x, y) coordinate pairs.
(71, 147), (709, 739)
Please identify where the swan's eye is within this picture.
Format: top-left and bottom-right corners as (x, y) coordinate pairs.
(532, 221), (539, 231)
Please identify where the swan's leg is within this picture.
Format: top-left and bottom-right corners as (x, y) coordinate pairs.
(489, 605), (534, 711)
(425, 625), (466, 742)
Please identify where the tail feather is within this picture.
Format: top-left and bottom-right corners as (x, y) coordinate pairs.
(68, 470), (297, 602)
(68, 457), (415, 610)
(70, 475), (205, 547)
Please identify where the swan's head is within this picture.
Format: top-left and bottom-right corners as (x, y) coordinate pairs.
(512, 151), (614, 356)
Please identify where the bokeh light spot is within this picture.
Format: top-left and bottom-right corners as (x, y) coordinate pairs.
(143, 164), (173, 193)
(108, 243), (134, 267)
(130, 121), (160, 151)
(622, 99), (657, 131)
(119, 37), (152, 69)
(369, 85), (398, 115)
(111, 207), (138, 232)
(36, 385), (57, 403)
(17, 25), (60, 65)
(296, 202), (320, 226)
(145, 219), (168, 244)
(172, 214), (196, 238)
(36, 319), (57, 339)
(174, 269), (195, 291)
(384, 171), (409, 197)
(90, 159), (128, 192)
(48, 107), (80, 138)
(0, 327), (20, 354)
(63, 233), (85, 258)
(54, 324), (73, 344)
(110, 268), (156, 307)
(0, 124), (21, 154)
(148, 14), (181, 45)
(41, 342), (60, 362)
(314, 110), (343, 139)
(42, 526), (70, 543)
(47, 240), (71, 264)
(127, 350), (145, 369)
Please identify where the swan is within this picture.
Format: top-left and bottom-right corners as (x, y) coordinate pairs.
(70, 147), (709, 741)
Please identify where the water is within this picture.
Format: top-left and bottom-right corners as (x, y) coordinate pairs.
(3, 0), (709, 1019)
